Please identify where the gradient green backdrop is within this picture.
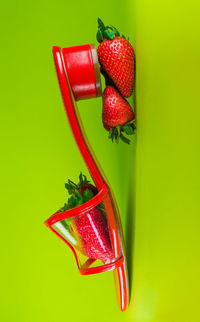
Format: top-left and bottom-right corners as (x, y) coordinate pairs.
(1, 1), (199, 321)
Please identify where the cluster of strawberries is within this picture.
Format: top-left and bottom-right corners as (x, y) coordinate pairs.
(97, 18), (136, 144)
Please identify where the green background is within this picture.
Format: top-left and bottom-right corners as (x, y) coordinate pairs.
(1, 0), (199, 321)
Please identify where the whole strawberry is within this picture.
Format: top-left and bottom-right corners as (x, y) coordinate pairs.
(97, 18), (135, 98)
(60, 173), (113, 264)
(103, 86), (135, 144)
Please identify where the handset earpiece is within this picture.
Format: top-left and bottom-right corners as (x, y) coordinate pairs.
(47, 45), (129, 312)
(61, 44), (102, 101)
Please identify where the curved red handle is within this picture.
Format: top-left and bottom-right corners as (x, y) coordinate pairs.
(51, 45), (129, 311)
(53, 46), (104, 190)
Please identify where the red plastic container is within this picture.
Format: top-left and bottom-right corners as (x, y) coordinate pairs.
(45, 44), (129, 311)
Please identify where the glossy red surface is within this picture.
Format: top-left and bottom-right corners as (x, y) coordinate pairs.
(46, 45), (129, 311)
(62, 45), (97, 100)
(52, 46), (104, 190)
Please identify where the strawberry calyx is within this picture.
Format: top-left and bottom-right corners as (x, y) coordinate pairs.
(60, 173), (96, 212)
(108, 120), (136, 144)
(96, 18), (126, 43)
(65, 172), (89, 194)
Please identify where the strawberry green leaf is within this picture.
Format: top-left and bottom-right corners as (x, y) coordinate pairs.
(122, 124), (134, 135)
(60, 203), (69, 212)
(109, 25), (120, 36)
(115, 131), (119, 144)
(74, 190), (83, 206)
(79, 172), (84, 185)
(65, 183), (74, 195)
(105, 30), (115, 39)
(97, 18), (121, 43)
(113, 128), (117, 139)
(77, 172), (90, 189)
(114, 127), (119, 143)
(68, 179), (78, 187)
(108, 121), (136, 144)
(116, 125), (121, 136)
(96, 30), (103, 43)
(65, 178), (78, 195)
(108, 128), (114, 141)
(60, 173), (96, 213)
(83, 189), (94, 202)
(119, 133), (131, 144)
(68, 195), (76, 208)
(98, 17), (106, 31)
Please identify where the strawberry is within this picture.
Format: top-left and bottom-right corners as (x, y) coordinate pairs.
(97, 18), (135, 98)
(102, 86), (135, 144)
(73, 208), (113, 264)
(60, 173), (113, 264)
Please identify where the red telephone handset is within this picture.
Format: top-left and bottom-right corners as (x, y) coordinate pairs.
(45, 44), (129, 311)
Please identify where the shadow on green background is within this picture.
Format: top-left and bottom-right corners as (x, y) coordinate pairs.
(1, 0), (199, 321)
